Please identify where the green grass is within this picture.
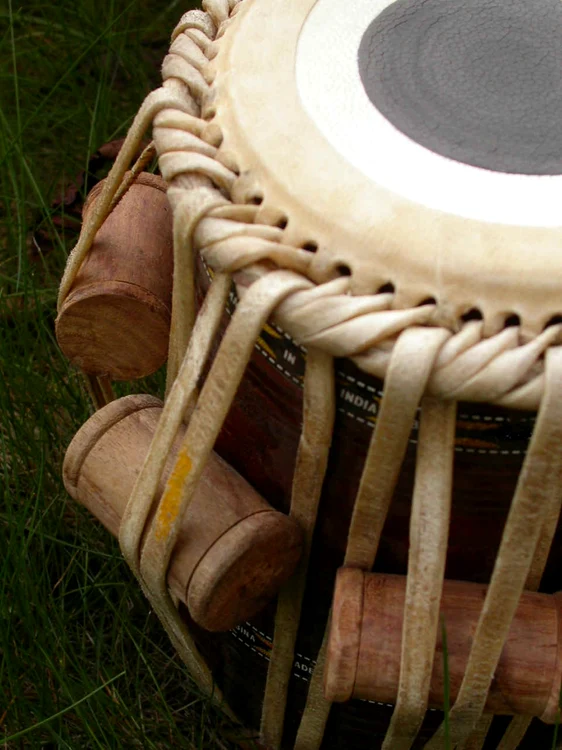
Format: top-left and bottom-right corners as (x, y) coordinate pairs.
(0, 2), (241, 747)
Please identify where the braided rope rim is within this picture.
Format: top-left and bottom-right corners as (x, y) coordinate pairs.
(58, 0), (562, 412)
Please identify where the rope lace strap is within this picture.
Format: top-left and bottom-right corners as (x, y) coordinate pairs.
(260, 349), (335, 749)
(165, 184), (228, 390)
(194, 210), (562, 410)
(494, 718), (531, 750)
(119, 272), (231, 695)
(382, 396), (457, 750)
(454, 467), (562, 750)
(280, 327), (451, 750)
(136, 265), (308, 605)
(477, 349), (562, 750)
(119, 272), (231, 569)
(57, 87), (196, 310)
(293, 627), (332, 750)
(466, 500), (562, 750)
(462, 717), (495, 750)
(345, 328), (450, 749)
(344, 327), (450, 571)
(203, 255), (560, 412)
(110, 142), (157, 210)
(426, 345), (562, 749)
(117, 267), (307, 721)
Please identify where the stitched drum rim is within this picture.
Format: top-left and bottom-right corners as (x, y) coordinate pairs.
(209, 0), (562, 340)
(58, 0), (562, 413)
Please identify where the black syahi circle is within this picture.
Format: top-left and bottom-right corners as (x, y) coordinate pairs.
(358, 0), (562, 175)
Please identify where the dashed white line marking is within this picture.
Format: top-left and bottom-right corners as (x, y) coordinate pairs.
(210, 260), (533, 456)
(230, 623), (438, 711)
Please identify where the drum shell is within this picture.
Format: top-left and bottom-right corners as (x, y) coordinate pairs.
(190, 263), (562, 748)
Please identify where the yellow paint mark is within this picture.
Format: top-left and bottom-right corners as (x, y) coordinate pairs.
(263, 323), (282, 340)
(154, 449), (192, 541)
(257, 336), (277, 360)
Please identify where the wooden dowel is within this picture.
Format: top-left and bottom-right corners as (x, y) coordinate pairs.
(63, 394), (303, 632)
(56, 173), (173, 380)
(325, 569), (562, 723)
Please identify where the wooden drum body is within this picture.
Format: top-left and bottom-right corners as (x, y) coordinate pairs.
(57, 1), (562, 749)
(201, 307), (562, 749)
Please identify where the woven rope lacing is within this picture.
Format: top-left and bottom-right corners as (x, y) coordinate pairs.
(58, 1), (562, 749)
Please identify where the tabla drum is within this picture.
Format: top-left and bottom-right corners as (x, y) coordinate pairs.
(57, 1), (562, 748)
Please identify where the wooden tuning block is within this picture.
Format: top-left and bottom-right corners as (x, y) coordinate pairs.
(63, 394), (303, 631)
(325, 568), (562, 723)
(56, 173), (173, 380)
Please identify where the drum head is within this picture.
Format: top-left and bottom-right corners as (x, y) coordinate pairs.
(210, 0), (562, 337)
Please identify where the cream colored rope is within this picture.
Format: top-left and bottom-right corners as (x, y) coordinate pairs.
(492, 383), (562, 750)
(196, 239), (561, 410)
(345, 327), (450, 750)
(120, 272), (231, 694)
(260, 349), (335, 749)
(137, 267), (309, 609)
(465, 485), (562, 750)
(57, 86), (195, 310)
(461, 716), (495, 750)
(84, 373), (114, 411)
(495, 718), (532, 750)
(109, 142), (157, 212)
(119, 267), (309, 716)
(382, 397), (457, 750)
(119, 272), (231, 569)
(166, 181), (228, 391)
(293, 626), (332, 750)
(427, 345), (562, 749)
(344, 327), (450, 570)
(281, 327), (451, 750)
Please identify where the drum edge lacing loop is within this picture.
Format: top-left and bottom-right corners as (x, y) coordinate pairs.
(155, 0), (562, 412)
